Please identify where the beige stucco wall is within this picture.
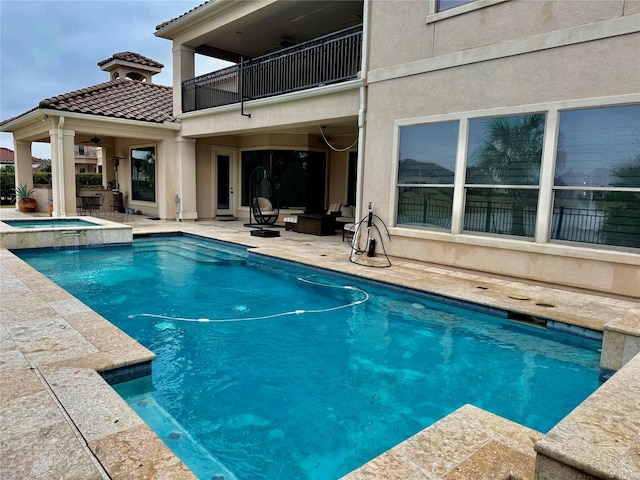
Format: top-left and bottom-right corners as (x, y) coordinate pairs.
(359, 2), (640, 296)
(179, 85), (360, 138)
(388, 233), (639, 297)
(368, 0), (634, 70)
(366, 33), (638, 127)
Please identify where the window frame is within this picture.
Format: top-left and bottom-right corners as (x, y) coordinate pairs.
(390, 95), (640, 252)
(549, 104), (640, 248)
(462, 112), (547, 239)
(396, 119), (460, 231)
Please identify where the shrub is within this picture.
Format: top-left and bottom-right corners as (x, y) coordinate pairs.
(33, 172), (52, 185)
(76, 173), (102, 186)
(0, 171), (16, 204)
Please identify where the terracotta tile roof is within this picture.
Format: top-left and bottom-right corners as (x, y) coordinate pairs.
(33, 80), (175, 123)
(0, 147), (49, 163)
(155, 1), (209, 31)
(0, 147), (14, 162)
(97, 51), (164, 69)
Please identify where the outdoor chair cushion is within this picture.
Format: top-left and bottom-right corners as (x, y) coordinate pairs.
(256, 197), (277, 215)
(337, 205), (355, 224)
(327, 203), (342, 215)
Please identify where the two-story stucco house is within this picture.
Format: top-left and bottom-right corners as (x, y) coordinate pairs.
(2, 0), (638, 297)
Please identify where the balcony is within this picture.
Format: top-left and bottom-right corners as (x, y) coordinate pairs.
(182, 24), (363, 113)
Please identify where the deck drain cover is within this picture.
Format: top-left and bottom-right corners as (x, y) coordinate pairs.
(509, 294), (530, 300)
(535, 302), (555, 308)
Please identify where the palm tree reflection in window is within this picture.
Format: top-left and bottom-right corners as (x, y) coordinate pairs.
(466, 114), (545, 236)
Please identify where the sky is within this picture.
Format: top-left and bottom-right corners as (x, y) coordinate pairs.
(0, 0), (230, 159)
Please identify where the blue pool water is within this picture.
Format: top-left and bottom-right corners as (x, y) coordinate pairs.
(15, 235), (602, 480)
(3, 218), (97, 229)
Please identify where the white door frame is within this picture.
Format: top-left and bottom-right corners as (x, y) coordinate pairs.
(212, 148), (236, 217)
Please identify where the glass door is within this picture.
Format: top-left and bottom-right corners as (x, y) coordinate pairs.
(215, 152), (233, 216)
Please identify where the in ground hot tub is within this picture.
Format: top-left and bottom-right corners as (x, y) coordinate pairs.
(2, 218), (99, 229)
(0, 217), (132, 249)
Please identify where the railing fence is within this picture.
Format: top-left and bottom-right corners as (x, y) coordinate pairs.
(182, 25), (363, 113)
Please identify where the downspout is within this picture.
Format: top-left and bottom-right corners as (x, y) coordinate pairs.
(56, 116), (67, 217)
(354, 0), (370, 229)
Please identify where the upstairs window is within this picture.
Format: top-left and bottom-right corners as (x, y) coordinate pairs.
(437, 0), (475, 12)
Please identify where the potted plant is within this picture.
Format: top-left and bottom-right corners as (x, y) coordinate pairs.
(15, 184), (37, 212)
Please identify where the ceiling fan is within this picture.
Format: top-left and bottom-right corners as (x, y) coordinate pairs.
(80, 135), (111, 148)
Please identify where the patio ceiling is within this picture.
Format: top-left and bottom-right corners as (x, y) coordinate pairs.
(160, 0), (364, 63)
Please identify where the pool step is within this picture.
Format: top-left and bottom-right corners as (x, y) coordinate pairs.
(134, 242), (246, 265)
(341, 404), (542, 480)
(127, 391), (238, 480)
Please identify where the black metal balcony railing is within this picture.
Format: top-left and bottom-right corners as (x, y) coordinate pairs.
(182, 24), (363, 113)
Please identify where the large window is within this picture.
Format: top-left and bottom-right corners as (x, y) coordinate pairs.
(395, 103), (640, 250)
(464, 113), (545, 237)
(552, 105), (640, 248)
(131, 146), (156, 203)
(397, 121), (458, 229)
(241, 150), (327, 212)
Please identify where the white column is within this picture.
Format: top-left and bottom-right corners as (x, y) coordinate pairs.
(173, 44), (195, 116)
(175, 136), (198, 220)
(13, 140), (33, 207)
(49, 126), (63, 216)
(49, 118), (75, 217)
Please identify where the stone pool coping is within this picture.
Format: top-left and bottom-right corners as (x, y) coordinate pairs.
(1, 218), (639, 479)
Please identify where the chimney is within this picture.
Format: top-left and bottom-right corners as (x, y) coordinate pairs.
(97, 52), (164, 84)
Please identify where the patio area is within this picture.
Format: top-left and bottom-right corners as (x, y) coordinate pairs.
(1, 208), (639, 479)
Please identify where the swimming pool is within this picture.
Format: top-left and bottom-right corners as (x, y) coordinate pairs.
(15, 234), (602, 480)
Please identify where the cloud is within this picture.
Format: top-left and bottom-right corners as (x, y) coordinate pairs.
(1, 0), (227, 159)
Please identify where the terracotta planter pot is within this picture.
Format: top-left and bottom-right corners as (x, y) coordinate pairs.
(18, 198), (37, 212)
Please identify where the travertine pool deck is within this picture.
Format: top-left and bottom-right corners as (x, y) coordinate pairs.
(1, 210), (639, 479)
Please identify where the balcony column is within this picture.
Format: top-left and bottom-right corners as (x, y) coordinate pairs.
(172, 44), (195, 116)
(175, 136), (197, 221)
